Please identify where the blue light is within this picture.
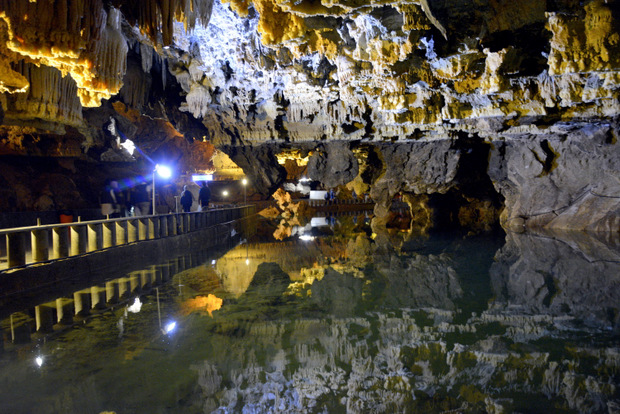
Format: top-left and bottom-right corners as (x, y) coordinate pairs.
(164, 321), (177, 334)
(156, 165), (172, 179)
(192, 174), (213, 182)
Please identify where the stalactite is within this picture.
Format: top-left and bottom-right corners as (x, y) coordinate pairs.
(1, 0), (212, 111)
(184, 0), (215, 31)
(0, 0), (104, 61)
(120, 0), (214, 46)
(0, 37), (29, 93)
(120, 65), (149, 110)
(0, 0), (128, 108)
(181, 83), (212, 118)
(78, 7), (128, 107)
(140, 43), (154, 73)
(2, 62), (82, 129)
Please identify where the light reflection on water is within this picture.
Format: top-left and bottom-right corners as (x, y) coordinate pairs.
(0, 216), (618, 414)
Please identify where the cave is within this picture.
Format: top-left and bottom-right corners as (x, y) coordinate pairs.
(0, 0), (618, 412)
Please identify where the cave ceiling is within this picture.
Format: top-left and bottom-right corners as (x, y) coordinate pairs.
(1, 0), (618, 145)
(0, 0), (619, 230)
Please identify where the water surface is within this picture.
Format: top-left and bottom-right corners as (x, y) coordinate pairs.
(0, 216), (618, 413)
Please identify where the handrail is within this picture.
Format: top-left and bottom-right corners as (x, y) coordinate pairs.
(1, 205), (255, 271)
(0, 206), (249, 235)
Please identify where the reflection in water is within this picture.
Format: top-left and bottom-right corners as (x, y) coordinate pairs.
(0, 216), (618, 414)
(490, 231), (620, 330)
(180, 294), (223, 316)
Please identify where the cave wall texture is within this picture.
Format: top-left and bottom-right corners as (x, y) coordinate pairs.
(0, 0), (618, 232)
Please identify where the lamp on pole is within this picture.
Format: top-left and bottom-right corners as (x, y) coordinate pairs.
(242, 178), (247, 205)
(152, 164), (172, 215)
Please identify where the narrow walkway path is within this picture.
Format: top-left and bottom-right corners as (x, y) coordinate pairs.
(0, 206), (254, 272)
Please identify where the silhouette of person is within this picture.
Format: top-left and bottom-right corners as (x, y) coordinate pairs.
(198, 181), (211, 210)
(100, 179), (120, 218)
(180, 185), (194, 212)
(132, 182), (150, 216)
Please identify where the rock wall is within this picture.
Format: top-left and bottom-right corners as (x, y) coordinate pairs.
(489, 121), (620, 232)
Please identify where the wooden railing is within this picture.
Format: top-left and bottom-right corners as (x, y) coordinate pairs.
(0, 205), (255, 271)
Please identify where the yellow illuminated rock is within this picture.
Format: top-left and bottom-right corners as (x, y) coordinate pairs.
(0, 1), (125, 107)
(399, 3), (432, 31)
(547, 1), (620, 75)
(0, 19), (41, 101)
(1, 62), (83, 130)
(254, 0), (306, 44)
(222, 0), (252, 17)
(212, 150), (245, 179)
(308, 30), (340, 60)
(0, 0), (211, 110)
(181, 294), (224, 316)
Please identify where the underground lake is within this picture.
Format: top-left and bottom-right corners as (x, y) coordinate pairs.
(0, 214), (618, 414)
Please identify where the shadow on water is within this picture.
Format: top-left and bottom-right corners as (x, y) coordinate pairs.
(0, 214), (618, 414)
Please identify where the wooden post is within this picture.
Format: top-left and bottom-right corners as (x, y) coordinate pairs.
(6, 233), (26, 267)
(52, 226), (69, 259)
(116, 221), (127, 245)
(87, 223), (102, 252)
(31, 228), (49, 262)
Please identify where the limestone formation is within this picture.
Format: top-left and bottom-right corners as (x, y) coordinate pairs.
(0, 0), (618, 232)
(306, 141), (359, 188)
(489, 121), (620, 232)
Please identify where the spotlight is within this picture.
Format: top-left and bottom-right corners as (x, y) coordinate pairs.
(155, 165), (172, 179)
(153, 164), (172, 214)
(164, 321), (177, 334)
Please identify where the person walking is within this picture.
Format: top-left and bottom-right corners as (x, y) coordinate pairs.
(198, 181), (211, 210)
(100, 179), (119, 218)
(132, 182), (150, 216)
(180, 185), (194, 213)
(110, 181), (126, 218)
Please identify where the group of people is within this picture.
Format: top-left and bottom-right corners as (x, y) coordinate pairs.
(101, 180), (211, 217)
(100, 179), (151, 218)
(323, 188), (370, 204)
(180, 181), (211, 212)
(324, 188), (337, 203)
